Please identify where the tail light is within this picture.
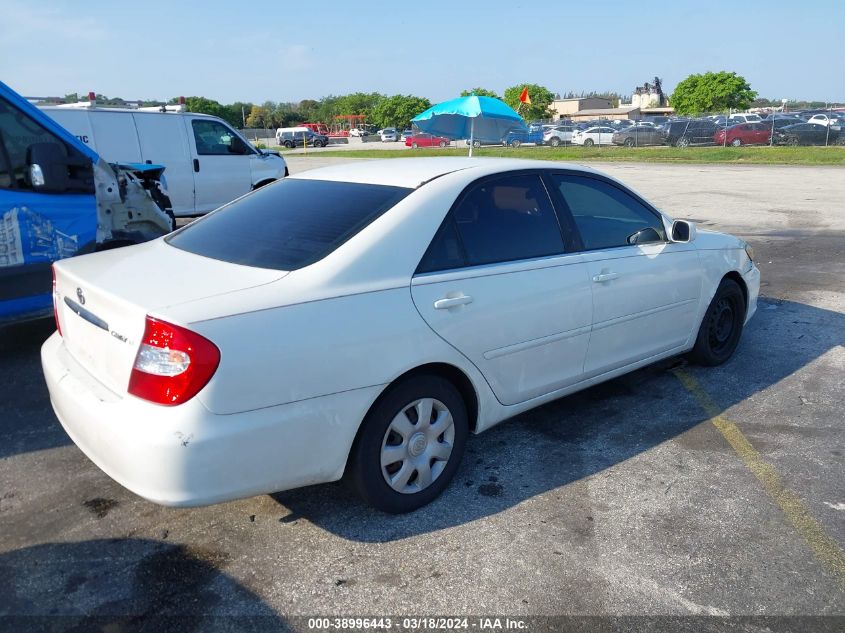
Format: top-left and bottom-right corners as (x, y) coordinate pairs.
(128, 316), (220, 406)
(52, 265), (62, 337)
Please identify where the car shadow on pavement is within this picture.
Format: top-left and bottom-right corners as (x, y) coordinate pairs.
(0, 318), (70, 460)
(0, 538), (290, 632)
(270, 297), (844, 542)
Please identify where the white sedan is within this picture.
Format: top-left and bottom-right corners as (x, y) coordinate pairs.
(572, 126), (616, 146)
(43, 158), (759, 513)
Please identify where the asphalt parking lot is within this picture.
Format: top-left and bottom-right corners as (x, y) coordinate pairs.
(1, 158), (843, 630)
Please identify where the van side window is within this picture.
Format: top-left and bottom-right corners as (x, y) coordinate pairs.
(0, 99), (67, 190)
(192, 120), (247, 156)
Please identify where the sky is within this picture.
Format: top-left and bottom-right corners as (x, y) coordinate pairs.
(1, 0), (842, 105)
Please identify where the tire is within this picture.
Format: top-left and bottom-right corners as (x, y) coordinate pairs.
(283, 141), (293, 148)
(731, 138), (742, 147)
(689, 278), (746, 366)
(439, 140), (447, 148)
(348, 375), (468, 513)
(472, 140), (481, 148)
(584, 138), (594, 147)
(511, 139), (522, 148)
(787, 136), (799, 146)
(411, 142), (418, 149)
(549, 137), (561, 147)
(676, 137), (690, 148)
(624, 137), (635, 147)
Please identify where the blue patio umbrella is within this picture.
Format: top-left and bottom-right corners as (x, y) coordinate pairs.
(412, 95), (527, 156)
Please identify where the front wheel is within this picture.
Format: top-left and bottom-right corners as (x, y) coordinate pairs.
(689, 278), (746, 366)
(439, 140), (447, 148)
(549, 137), (561, 147)
(411, 142), (419, 149)
(510, 139), (522, 148)
(624, 137), (635, 147)
(584, 138), (594, 147)
(347, 375), (468, 513)
(283, 141), (293, 148)
(731, 138), (742, 147)
(676, 137), (690, 148)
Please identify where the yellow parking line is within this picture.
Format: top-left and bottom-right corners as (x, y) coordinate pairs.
(672, 368), (845, 590)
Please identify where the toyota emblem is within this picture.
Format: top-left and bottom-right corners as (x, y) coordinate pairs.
(76, 287), (86, 305)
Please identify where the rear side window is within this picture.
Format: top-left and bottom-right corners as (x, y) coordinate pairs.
(417, 173), (565, 272)
(551, 174), (665, 250)
(167, 179), (411, 270)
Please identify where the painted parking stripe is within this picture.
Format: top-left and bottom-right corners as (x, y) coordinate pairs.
(672, 368), (845, 590)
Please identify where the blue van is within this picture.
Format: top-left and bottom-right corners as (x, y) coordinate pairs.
(0, 81), (172, 324)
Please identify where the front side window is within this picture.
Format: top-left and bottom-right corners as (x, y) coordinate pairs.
(417, 173), (565, 272)
(0, 99), (71, 190)
(167, 178), (411, 270)
(551, 174), (665, 251)
(191, 119), (251, 155)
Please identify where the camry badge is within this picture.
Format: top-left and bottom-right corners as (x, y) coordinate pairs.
(76, 288), (86, 305)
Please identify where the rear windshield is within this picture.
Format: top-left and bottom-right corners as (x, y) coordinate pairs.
(166, 178), (412, 270)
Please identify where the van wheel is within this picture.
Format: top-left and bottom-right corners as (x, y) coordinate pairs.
(284, 141), (293, 148)
(689, 279), (745, 366)
(348, 375), (468, 513)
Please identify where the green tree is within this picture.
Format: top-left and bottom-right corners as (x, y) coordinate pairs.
(184, 96), (226, 119)
(460, 87), (500, 99)
(370, 94), (432, 130)
(245, 104), (272, 128)
(503, 83), (555, 120)
(670, 71), (757, 115)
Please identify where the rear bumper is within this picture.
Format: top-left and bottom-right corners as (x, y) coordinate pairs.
(41, 332), (381, 506)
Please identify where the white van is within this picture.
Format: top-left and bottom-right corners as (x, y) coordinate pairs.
(41, 107), (288, 217)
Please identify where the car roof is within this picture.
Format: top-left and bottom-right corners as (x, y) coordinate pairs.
(290, 157), (600, 189)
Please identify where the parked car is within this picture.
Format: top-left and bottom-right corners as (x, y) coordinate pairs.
(611, 124), (666, 147)
(43, 157), (760, 512)
(728, 113), (763, 124)
(503, 124), (544, 147)
(380, 128), (400, 142)
(713, 123), (772, 146)
(664, 119), (718, 147)
(406, 133), (450, 148)
(543, 125), (574, 146)
(349, 128), (369, 137)
(571, 126), (616, 146)
(806, 113), (844, 130)
(44, 105), (287, 217)
(0, 80), (173, 324)
(772, 123), (842, 145)
(276, 127), (329, 148)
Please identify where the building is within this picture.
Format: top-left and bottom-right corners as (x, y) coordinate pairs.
(620, 77), (674, 117)
(568, 106), (641, 122)
(549, 97), (614, 120)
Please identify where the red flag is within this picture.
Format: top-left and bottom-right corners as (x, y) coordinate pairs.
(519, 87), (531, 105)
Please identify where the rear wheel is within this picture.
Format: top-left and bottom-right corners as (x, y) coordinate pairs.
(584, 138), (594, 147)
(439, 140), (447, 148)
(348, 375), (468, 513)
(676, 137), (690, 148)
(689, 279), (746, 366)
(472, 140), (481, 148)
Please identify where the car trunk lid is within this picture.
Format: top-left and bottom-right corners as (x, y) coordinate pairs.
(54, 239), (285, 395)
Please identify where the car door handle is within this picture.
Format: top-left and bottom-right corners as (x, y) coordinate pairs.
(434, 295), (473, 310)
(193, 158), (200, 172)
(592, 272), (620, 283)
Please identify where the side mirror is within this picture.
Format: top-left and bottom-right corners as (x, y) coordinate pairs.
(671, 219), (697, 243)
(229, 136), (251, 155)
(26, 142), (71, 193)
